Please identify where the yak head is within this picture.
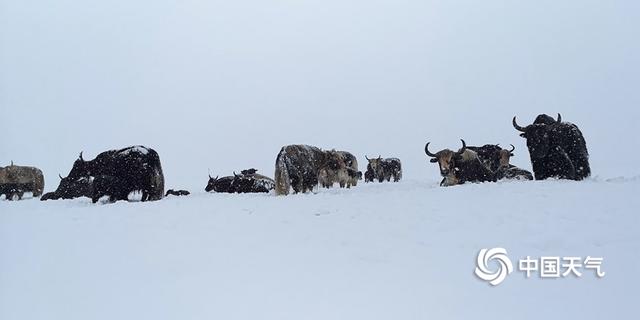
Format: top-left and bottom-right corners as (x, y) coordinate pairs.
(205, 174), (219, 192)
(67, 152), (92, 179)
(498, 144), (516, 168)
(41, 175), (93, 201)
(365, 156), (386, 178)
(513, 113), (561, 159)
(424, 139), (468, 176)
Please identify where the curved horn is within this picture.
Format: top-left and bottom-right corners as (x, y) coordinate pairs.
(456, 139), (467, 155)
(79, 151), (84, 161)
(512, 116), (526, 132)
(365, 155), (370, 161)
(59, 174), (63, 180)
(509, 144), (515, 152)
(233, 171), (239, 177)
(556, 113), (562, 123)
(377, 155), (381, 160)
(209, 174), (212, 179)
(424, 143), (437, 157)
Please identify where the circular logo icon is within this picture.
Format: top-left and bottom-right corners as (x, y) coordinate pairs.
(475, 248), (513, 286)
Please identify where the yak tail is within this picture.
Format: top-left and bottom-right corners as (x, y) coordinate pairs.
(274, 147), (290, 196)
(34, 169), (45, 197)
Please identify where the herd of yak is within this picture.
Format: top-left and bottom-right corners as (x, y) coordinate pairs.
(0, 113), (590, 202)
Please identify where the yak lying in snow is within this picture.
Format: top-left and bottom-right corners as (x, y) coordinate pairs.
(425, 139), (496, 187)
(491, 145), (534, 181)
(206, 169), (275, 194)
(513, 113), (590, 180)
(232, 170), (276, 193)
(165, 189), (191, 197)
(42, 146), (164, 202)
(466, 144), (533, 181)
(364, 156), (402, 183)
(0, 162), (45, 198)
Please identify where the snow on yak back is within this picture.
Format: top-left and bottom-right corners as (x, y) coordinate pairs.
(231, 170), (275, 193)
(465, 144), (504, 172)
(275, 145), (348, 195)
(41, 145), (164, 202)
(425, 139), (496, 187)
(0, 162), (45, 197)
(513, 113), (590, 180)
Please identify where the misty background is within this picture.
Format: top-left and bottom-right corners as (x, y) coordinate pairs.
(2, 0), (639, 190)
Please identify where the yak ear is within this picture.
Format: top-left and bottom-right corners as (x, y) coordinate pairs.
(430, 158), (438, 163)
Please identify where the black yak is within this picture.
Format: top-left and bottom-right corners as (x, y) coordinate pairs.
(42, 146), (164, 201)
(513, 113), (590, 180)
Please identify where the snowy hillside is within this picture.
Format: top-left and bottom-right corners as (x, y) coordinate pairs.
(1, 178), (639, 319)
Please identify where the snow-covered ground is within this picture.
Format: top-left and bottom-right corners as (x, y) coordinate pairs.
(2, 0), (640, 319)
(1, 177), (638, 319)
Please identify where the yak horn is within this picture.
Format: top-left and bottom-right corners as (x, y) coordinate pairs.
(424, 143), (437, 157)
(365, 155), (370, 161)
(456, 139), (467, 155)
(509, 144), (515, 152)
(556, 113), (562, 123)
(59, 174), (63, 180)
(512, 116), (526, 132)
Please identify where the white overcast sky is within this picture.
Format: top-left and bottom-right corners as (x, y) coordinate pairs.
(1, 0), (639, 189)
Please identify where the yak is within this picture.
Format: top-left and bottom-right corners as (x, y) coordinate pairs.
(0, 162), (45, 197)
(165, 189), (191, 197)
(364, 163), (375, 183)
(318, 151), (360, 189)
(205, 169), (275, 193)
(365, 156), (402, 182)
(42, 146), (164, 201)
(274, 145), (347, 195)
(231, 170), (275, 193)
(513, 113), (590, 180)
(466, 144), (505, 172)
(205, 175), (236, 193)
(425, 139), (496, 186)
(492, 145), (534, 181)
(337, 151), (360, 187)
